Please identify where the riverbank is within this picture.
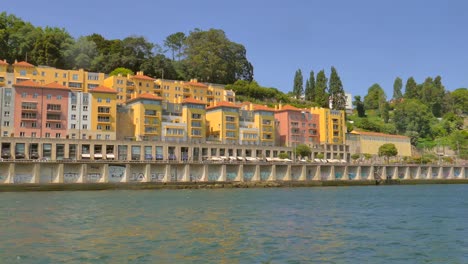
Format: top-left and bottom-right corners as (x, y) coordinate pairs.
(1, 179), (468, 192)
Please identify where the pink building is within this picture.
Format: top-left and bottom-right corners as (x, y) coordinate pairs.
(275, 104), (320, 147)
(13, 80), (70, 139)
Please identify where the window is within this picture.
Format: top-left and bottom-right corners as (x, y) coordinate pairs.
(20, 132), (25, 137)
(3, 121), (9, 126)
(33, 93), (38, 98)
(57, 95), (62, 100)
(71, 114), (76, 120)
(20, 70), (26, 76)
(20, 122), (26, 127)
(21, 92), (27, 98)
(55, 72), (58, 78)
(46, 94), (52, 99)
(96, 134), (102, 140)
(31, 132), (36, 138)
(31, 122), (37, 128)
(56, 133), (61, 138)
(41, 71), (45, 76)
(2, 131), (7, 136)
(63, 73), (67, 78)
(97, 125), (102, 130)
(83, 106), (88, 111)
(72, 74), (78, 80)
(105, 125), (111, 130)
(46, 123), (51, 128)
(106, 98), (111, 103)
(83, 115), (88, 121)
(97, 98), (102, 103)
(82, 125), (87, 129)
(71, 105), (76, 111)
(45, 133), (51, 138)
(71, 124), (76, 129)
(55, 123), (61, 129)
(4, 111), (9, 117)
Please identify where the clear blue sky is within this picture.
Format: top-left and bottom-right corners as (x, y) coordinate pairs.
(3, 0), (468, 98)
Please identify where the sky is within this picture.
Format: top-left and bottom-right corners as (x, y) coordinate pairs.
(3, 0), (468, 98)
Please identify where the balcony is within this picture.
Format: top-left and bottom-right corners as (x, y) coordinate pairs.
(21, 107), (37, 112)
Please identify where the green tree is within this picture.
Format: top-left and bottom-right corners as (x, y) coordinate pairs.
(305, 70), (315, 101)
(450, 88), (468, 114)
(109, 67), (134, 77)
(164, 32), (186, 61)
(364, 83), (386, 114)
(351, 153), (360, 163)
(448, 130), (468, 160)
(293, 69), (303, 99)
(329, 66), (346, 110)
(183, 28), (253, 84)
(393, 99), (434, 142)
(140, 54), (179, 80)
(30, 26), (74, 68)
(404, 77), (418, 99)
(316, 153), (324, 159)
(353, 96), (366, 117)
(315, 70), (329, 108)
(382, 102), (390, 123)
(63, 36), (98, 70)
(378, 143), (398, 163)
(294, 144), (312, 158)
(278, 152), (289, 159)
(392, 77), (403, 100)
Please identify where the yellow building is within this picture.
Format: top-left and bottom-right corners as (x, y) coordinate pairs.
(309, 107), (346, 144)
(181, 98), (207, 143)
(347, 130), (412, 157)
(252, 104), (276, 146)
(0, 60), (8, 87)
(126, 93), (163, 141)
(11, 60), (105, 92)
(206, 102), (240, 144)
(89, 85), (118, 140)
(103, 74), (130, 104)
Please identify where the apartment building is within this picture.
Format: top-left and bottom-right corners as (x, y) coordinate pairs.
(206, 102), (241, 144)
(310, 107), (346, 144)
(275, 104), (320, 147)
(89, 85), (118, 140)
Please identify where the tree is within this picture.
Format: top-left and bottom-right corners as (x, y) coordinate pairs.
(353, 96), (366, 117)
(351, 153), (360, 163)
(364, 83), (386, 115)
(109, 67), (134, 77)
(328, 66), (346, 110)
(404, 77), (418, 99)
(392, 77), (403, 100)
(448, 130), (468, 160)
(30, 26), (74, 68)
(295, 144), (311, 158)
(450, 88), (468, 114)
(378, 143), (398, 163)
(140, 54), (179, 80)
(315, 153), (324, 159)
(393, 99), (434, 142)
(363, 153), (372, 163)
(164, 32), (186, 61)
(315, 70), (329, 108)
(293, 69), (303, 99)
(63, 36), (98, 70)
(183, 28), (253, 84)
(278, 152), (289, 159)
(382, 102), (390, 123)
(305, 70), (315, 101)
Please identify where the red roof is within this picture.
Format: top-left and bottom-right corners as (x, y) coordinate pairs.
(351, 130), (409, 139)
(13, 61), (34, 68)
(182, 98), (205, 105)
(127, 93), (163, 103)
(253, 104), (275, 112)
(43, 82), (70, 91)
(186, 81), (208, 88)
(207, 101), (241, 110)
(277, 105), (303, 112)
(13, 80), (42, 88)
(89, 85), (118, 94)
(132, 74), (155, 81)
(0, 60), (8, 66)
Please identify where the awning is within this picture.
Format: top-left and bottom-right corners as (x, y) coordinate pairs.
(81, 153), (90, 158)
(94, 153), (103, 158)
(106, 154), (115, 159)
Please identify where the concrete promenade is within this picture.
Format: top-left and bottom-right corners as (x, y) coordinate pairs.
(0, 160), (466, 191)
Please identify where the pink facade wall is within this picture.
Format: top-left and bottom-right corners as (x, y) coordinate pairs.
(275, 110), (320, 147)
(14, 87), (69, 138)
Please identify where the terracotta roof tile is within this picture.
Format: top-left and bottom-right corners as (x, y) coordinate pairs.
(253, 104), (275, 112)
(13, 61), (35, 68)
(351, 130), (409, 139)
(207, 101), (241, 110)
(13, 80), (41, 88)
(182, 98), (206, 105)
(89, 85), (118, 94)
(131, 74), (155, 81)
(43, 82), (70, 90)
(277, 105), (303, 112)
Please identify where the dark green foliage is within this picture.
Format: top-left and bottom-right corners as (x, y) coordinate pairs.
(450, 88), (468, 114)
(382, 102), (390, 123)
(392, 77), (403, 100)
(293, 69), (303, 99)
(226, 80), (290, 104)
(393, 99), (434, 139)
(364, 83), (386, 115)
(353, 96), (365, 117)
(328, 66), (346, 110)
(378, 143), (398, 163)
(404, 77), (418, 99)
(164, 32), (186, 61)
(305, 71), (315, 101)
(315, 70), (329, 108)
(294, 144), (312, 158)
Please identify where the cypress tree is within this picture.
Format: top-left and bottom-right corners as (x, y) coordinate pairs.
(404, 77), (418, 99)
(305, 70), (315, 101)
(293, 69), (303, 99)
(392, 77), (403, 100)
(329, 66), (346, 110)
(315, 70), (329, 108)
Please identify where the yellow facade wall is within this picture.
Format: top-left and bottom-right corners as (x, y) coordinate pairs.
(182, 102), (206, 142)
(310, 107), (346, 144)
(90, 91), (117, 140)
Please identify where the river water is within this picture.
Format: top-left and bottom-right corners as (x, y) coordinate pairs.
(1, 184), (467, 263)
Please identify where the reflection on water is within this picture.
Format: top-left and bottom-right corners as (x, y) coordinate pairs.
(1, 185), (468, 263)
